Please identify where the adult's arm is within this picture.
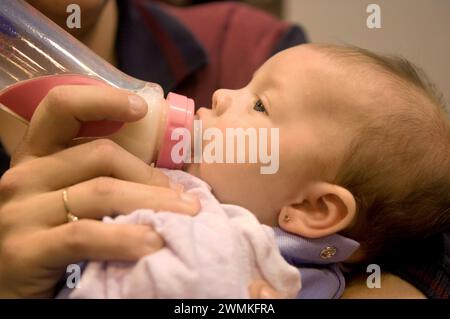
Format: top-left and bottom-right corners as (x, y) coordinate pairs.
(249, 273), (426, 299)
(0, 85), (200, 298)
(342, 273), (426, 299)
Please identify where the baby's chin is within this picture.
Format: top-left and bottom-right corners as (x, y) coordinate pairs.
(183, 162), (200, 177)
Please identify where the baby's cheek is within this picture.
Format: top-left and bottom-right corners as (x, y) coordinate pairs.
(203, 163), (259, 198)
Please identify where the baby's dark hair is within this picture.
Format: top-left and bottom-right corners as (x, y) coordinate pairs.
(318, 45), (450, 262)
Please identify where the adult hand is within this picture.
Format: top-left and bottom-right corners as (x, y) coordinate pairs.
(0, 85), (200, 298)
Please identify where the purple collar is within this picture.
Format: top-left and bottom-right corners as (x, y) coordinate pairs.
(273, 227), (360, 266)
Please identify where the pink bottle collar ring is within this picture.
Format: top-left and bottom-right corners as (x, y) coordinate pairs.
(156, 92), (194, 169)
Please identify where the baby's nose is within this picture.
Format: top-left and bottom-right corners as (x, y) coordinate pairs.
(212, 89), (233, 115)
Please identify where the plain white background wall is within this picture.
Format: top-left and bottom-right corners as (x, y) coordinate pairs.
(283, 0), (450, 107)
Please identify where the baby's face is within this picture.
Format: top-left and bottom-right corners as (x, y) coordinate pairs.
(186, 44), (360, 226)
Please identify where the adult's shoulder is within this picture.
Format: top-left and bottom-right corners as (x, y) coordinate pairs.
(342, 272), (426, 299)
(385, 232), (449, 298)
(344, 232), (449, 299)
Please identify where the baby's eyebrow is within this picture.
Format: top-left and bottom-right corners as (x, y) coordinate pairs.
(251, 67), (286, 116)
(261, 92), (273, 114)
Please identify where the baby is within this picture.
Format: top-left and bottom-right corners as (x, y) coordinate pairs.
(60, 44), (450, 299)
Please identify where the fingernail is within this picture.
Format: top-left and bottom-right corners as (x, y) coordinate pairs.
(170, 181), (184, 193)
(180, 192), (198, 205)
(128, 94), (147, 114)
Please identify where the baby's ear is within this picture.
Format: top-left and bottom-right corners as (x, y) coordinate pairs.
(278, 183), (356, 238)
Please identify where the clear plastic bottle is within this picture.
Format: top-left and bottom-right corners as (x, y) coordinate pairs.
(0, 0), (194, 169)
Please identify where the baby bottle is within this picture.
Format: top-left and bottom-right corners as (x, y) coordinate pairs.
(0, 0), (194, 169)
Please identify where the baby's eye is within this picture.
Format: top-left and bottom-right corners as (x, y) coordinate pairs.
(253, 99), (268, 115)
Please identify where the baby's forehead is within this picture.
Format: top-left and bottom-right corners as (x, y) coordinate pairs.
(269, 46), (405, 124)
(265, 45), (327, 74)
(265, 46), (363, 106)
(271, 44), (384, 80)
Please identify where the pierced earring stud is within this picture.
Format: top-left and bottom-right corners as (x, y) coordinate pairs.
(283, 214), (291, 223)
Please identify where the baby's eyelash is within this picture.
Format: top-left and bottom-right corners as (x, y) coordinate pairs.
(253, 99), (268, 115)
